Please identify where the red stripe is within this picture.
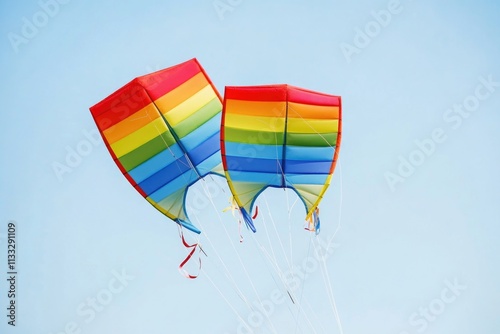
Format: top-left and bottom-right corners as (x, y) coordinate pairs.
(224, 85), (339, 106)
(90, 59), (202, 131)
(138, 58), (201, 100)
(91, 82), (152, 131)
(288, 86), (340, 106)
(225, 85), (287, 101)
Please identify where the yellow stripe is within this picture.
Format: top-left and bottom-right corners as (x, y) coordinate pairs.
(153, 72), (208, 113)
(287, 118), (339, 134)
(288, 102), (339, 119)
(146, 197), (177, 221)
(111, 117), (169, 157)
(225, 113), (285, 132)
(162, 85), (217, 126)
(305, 175), (332, 220)
(225, 100), (286, 117)
(103, 103), (160, 145)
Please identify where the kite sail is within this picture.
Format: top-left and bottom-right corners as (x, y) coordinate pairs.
(221, 84), (342, 233)
(90, 58), (224, 234)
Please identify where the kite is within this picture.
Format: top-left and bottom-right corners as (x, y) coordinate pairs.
(221, 84), (342, 233)
(89, 58), (224, 235)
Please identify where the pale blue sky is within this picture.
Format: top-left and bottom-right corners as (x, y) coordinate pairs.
(1, 1), (499, 333)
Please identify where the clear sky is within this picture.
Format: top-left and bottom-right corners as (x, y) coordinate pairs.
(1, 0), (499, 333)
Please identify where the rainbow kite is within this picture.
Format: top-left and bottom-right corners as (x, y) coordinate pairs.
(90, 58), (223, 234)
(221, 84), (342, 233)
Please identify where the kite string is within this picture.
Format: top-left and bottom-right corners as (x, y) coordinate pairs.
(201, 267), (253, 330)
(208, 173), (319, 333)
(257, 192), (326, 334)
(293, 234), (313, 334)
(197, 179), (280, 334)
(328, 162), (343, 249)
(313, 239), (344, 334)
(192, 215), (253, 308)
(248, 214), (319, 334)
(246, 233), (315, 334)
(314, 161), (344, 334)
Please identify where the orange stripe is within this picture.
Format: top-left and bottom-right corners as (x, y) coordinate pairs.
(103, 103), (160, 144)
(225, 99), (286, 117)
(104, 72), (211, 145)
(154, 72), (209, 114)
(288, 102), (339, 120)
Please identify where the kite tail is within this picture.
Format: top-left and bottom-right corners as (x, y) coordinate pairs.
(177, 224), (203, 279)
(305, 207), (321, 235)
(313, 208), (321, 235)
(252, 206), (259, 219)
(240, 208), (257, 233)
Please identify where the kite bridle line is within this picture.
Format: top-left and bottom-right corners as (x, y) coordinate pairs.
(249, 204), (321, 334)
(203, 180), (323, 334)
(202, 176), (322, 333)
(195, 177), (281, 334)
(286, 100), (345, 334)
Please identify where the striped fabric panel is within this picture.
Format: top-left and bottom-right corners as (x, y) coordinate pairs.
(284, 87), (341, 214)
(222, 84), (341, 220)
(90, 58), (223, 232)
(222, 86), (287, 213)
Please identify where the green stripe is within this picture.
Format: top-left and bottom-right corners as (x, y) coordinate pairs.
(224, 127), (284, 145)
(287, 132), (337, 147)
(174, 98), (222, 138)
(118, 131), (176, 171)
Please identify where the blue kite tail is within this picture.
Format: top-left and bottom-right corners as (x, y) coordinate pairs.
(240, 208), (257, 233)
(313, 208), (321, 235)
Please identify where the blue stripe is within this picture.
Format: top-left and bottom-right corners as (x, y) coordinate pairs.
(285, 160), (332, 174)
(128, 144), (184, 183)
(139, 156), (191, 195)
(190, 131), (220, 166)
(285, 146), (335, 161)
(226, 156), (282, 173)
(224, 142), (282, 160)
(181, 113), (220, 151)
(229, 171), (282, 186)
(285, 174), (329, 185)
(196, 152), (221, 176)
(149, 169), (199, 202)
